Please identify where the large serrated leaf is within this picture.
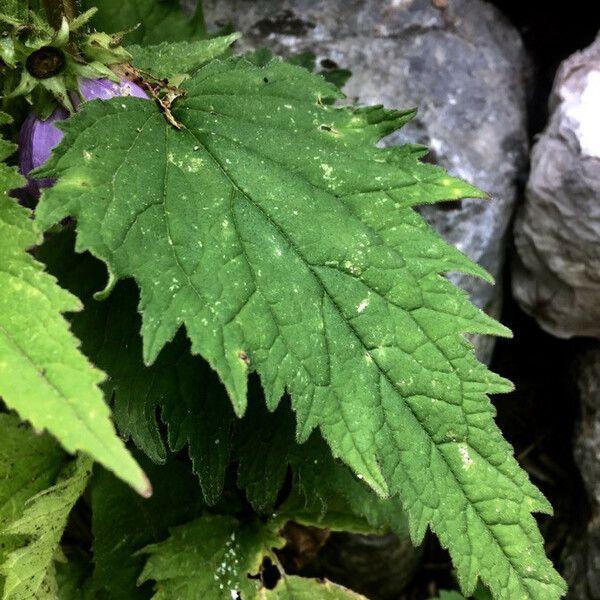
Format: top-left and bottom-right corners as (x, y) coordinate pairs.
(39, 233), (411, 533)
(0, 114), (148, 497)
(36, 57), (565, 599)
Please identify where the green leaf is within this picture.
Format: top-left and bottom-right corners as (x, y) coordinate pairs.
(55, 553), (93, 600)
(435, 593), (467, 600)
(36, 58), (565, 599)
(39, 232), (411, 538)
(0, 114), (148, 497)
(0, 114), (24, 193)
(0, 456), (91, 600)
(138, 514), (282, 600)
(128, 33), (241, 80)
(0, 0), (26, 22)
(263, 576), (367, 600)
(233, 392), (409, 537)
(138, 514), (369, 600)
(275, 433), (409, 537)
(0, 414), (66, 534)
(472, 582), (493, 600)
(0, 413), (68, 593)
(232, 387), (299, 512)
(38, 232), (233, 505)
(84, 0), (205, 45)
(90, 458), (205, 600)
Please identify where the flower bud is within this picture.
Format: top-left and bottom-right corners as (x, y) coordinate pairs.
(17, 78), (147, 200)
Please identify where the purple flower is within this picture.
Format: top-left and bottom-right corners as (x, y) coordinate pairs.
(17, 78), (147, 200)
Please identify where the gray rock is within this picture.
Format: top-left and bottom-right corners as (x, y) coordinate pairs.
(311, 532), (422, 600)
(202, 0), (531, 361)
(277, 521), (421, 599)
(563, 346), (600, 599)
(513, 36), (600, 339)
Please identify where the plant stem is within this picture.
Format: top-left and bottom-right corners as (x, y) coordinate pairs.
(41, 0), (77, 30)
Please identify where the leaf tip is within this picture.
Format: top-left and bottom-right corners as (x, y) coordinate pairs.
(138, 472), (153, 498)
(354, 462), (389, 498)
(92, 269), (117, 301)
(497, 322), (513, 339)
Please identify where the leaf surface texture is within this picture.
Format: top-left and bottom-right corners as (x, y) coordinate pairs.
(36, 59), (565, 599)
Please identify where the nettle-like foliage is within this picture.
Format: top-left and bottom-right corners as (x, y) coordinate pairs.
(0, 1), (566, 599)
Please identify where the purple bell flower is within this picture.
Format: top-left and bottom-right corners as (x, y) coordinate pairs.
(17, 78), (147, 200)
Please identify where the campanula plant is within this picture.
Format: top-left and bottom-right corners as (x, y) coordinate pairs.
(0, 1), (566, 598)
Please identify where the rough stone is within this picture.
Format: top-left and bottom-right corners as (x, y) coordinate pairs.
(202, 0), (531, 362)
(513, 35), (600, 339)
(307, 532), (422, 600)
(563, 346), (600, 599)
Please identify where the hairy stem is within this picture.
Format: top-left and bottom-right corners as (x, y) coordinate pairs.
(42, 0), (77, 29)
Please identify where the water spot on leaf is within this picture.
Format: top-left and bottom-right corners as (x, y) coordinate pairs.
(357, 298), (369, 313)
(459, 445), (474, 469)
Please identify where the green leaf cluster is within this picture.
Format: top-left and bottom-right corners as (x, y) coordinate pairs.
(0, 112), (146, 494)
(0, 11), (567, 600)
(34, 52), (565, 599)
(138, 514), (370, 600)
(0, 413), (87, 598)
